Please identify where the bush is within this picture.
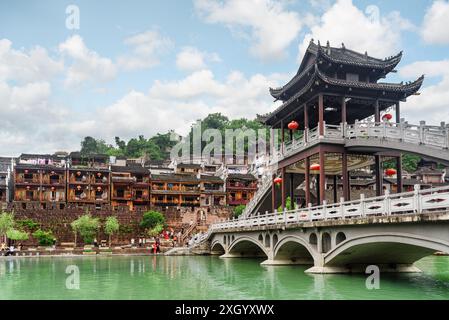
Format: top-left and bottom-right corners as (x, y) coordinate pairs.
(147, 223), (164, 237)
(17, 219), (39, 231)
(7, 228), (29, 241)
(140, 211), (165, 230)
(233, 205), (246, 218)
(32, 229), (55, 246)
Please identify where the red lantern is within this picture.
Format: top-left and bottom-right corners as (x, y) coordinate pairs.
(385, 168), (397, 176)
(382, 113), (393, 121)
(288, 121), (299, 130)
(26, 186), (30, 190)
(51, 187), (55, 191)
(24, 169), (29, 174)
(310, 163), (320, 171)
(76, 185), (81, 190)
(97, 172), (102, 177)
(273, 177), (282, 186)
(97, 186), (102, 191)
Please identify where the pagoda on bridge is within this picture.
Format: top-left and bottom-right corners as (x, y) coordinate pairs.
(261, 40), (424, 211)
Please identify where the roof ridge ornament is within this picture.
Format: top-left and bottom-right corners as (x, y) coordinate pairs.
(341, 42), (345, 50)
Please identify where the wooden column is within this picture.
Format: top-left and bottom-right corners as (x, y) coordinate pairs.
(397, 155), (403, 193)
(304, 104), (309, 141)
(318, 94), (324, 136)
(305, 157), (310, 206)
(374, 100), (383, 196)
(319, 150), (326, 204)
(289, 172), (294, 209)
(341, 96), (347, 124)
(281, 121), (285, 154)
(281, 167), (286, 211)
(396, 101), (403, 193)
(271, 173), (276, 212)
(342, 151), (349, 201)
(375, 154), (383, 196)
(374, 99), (380, 122)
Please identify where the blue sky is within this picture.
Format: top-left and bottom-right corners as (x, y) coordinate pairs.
(1, 0), (449, 156)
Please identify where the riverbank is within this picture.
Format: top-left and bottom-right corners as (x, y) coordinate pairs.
(0, 246), (176, 258)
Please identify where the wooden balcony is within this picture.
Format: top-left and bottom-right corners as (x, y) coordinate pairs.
(227, 198), (249, 205)
(226, 182), (258, 190)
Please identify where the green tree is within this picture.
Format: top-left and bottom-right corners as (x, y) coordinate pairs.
(233, 205), (246, 218)
(277, 196), (297, 212)
(0, 211), (15, 243)
(6, 228), (29, 241)
(71, 214), (100, 245)
(104, 216), (120, 247)
(140, 211), (165, 230)
(147, 223), (164, 237)
(32, 229), (55, 246)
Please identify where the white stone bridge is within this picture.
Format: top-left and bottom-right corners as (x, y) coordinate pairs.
(193, 185), (449, 273)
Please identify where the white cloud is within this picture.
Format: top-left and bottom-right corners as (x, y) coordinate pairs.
(118, 30), (174, 71)
(81, 69), (287, 142)
(59, 35), (117, 88)
(399, 60), (449, 125)
(0, 39), (63, 84)
(0, 80), (77, 155)
(176, 46), (221, 71)
(421, 0), (449, 44)
(298, 0), (414, 60)
(194, 0), (302, 61)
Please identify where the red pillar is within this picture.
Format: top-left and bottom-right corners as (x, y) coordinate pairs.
(305, 157), (310, 206)
(342, 151), (349, 201)
(318, 94), (324, 136)
(319, 150), (326, 204)
(271, 173), (276, 213)
(396, 101), (403, 193)
(374, 99), (383, 196)
(281, 167), (286, 210)
(304, 104), (309, 141)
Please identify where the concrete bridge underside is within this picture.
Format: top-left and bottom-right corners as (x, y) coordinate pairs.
(208, 214), (449, 273)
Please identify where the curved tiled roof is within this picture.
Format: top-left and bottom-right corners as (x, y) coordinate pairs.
(264, 63), (424, 125)
(315, 66), (424, 94)
(270, 41), (403, 100)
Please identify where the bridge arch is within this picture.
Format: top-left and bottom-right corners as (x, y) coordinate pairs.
(210, 241), (225, 255)
(324, 233), (449, 268)
(228, 236), (269, 258)
(273, 235), (318, 265)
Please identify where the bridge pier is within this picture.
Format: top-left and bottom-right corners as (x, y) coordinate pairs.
(305, 264), (421, 274)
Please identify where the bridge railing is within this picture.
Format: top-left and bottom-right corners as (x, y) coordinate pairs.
(271, 121), (449, 165)
(189, 185), (449, 245)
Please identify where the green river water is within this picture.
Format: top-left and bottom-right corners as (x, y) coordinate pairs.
(0, 255), (449, 300)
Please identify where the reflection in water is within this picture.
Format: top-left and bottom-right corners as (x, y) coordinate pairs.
(0, 256), (449, 299)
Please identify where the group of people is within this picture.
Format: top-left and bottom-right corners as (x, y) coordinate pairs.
(0, 243), (21, 256)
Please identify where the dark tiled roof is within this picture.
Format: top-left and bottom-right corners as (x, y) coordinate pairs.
(151, 174), (200, 183)
(227, 173), (257, 181)
(177, 163), (202, 169)
(270, 41), (403, 99)
(200, 175), (223, 183)
(15, 163), (66, 170)
(111, 165), (150, 174)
